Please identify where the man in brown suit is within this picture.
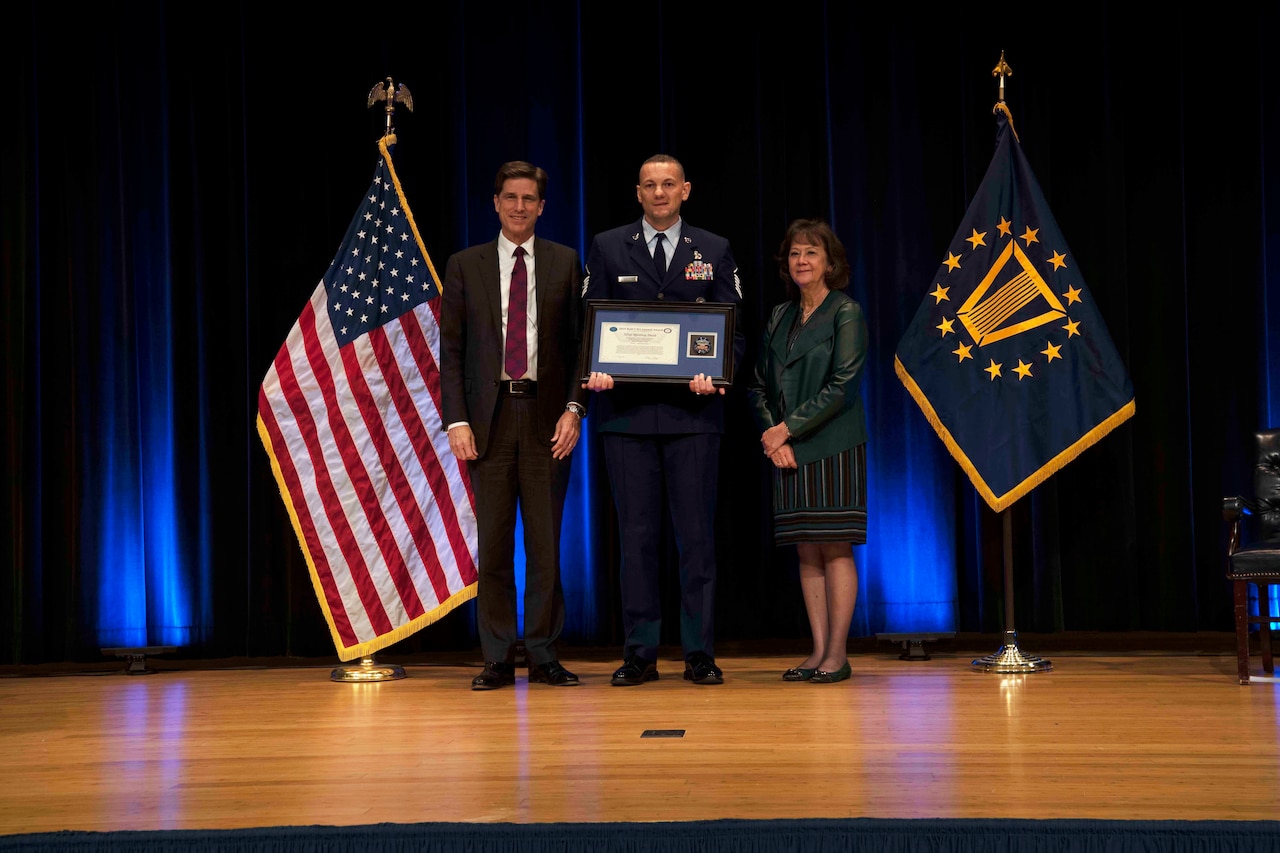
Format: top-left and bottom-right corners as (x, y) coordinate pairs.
(439, 161), (587, 690)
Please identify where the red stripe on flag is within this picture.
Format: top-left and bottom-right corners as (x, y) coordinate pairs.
(257, 382), (360, 649)
(399, 310), (479, 585)
(336, 325), (435, 616)
(364, 323), (456, 605)
(293, 301), (396, 637)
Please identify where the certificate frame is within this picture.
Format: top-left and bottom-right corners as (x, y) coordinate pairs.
(580, 300), (736, 386)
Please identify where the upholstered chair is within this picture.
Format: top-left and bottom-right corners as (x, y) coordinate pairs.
(1224, 428), (1280, 684)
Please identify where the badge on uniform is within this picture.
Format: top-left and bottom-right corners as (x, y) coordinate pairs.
(684, 258), (714, 280)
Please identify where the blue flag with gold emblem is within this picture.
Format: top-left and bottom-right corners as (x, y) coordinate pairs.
(895, 104), (1135, 512)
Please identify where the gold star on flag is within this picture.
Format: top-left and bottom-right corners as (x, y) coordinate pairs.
(936, 316), (955, 337)
(1042, 341), (1062, 362)
(966, 228), (988, 249)
(984, 359), (1003, 381)
(1048, 251), (1068, 270)
(1063, 318), (1081, 337)
(1014, 359), (1034, 380)
(930, 284), (950, 304)
(943, 252), (962, 272)
(953, 342), (973, 362)
(1020, 227), (1039, 245)
(1062, 285), (1082, 305)
(997, 216), (1012, 237)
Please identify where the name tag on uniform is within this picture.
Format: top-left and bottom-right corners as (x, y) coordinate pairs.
(618, 275), (639, 283)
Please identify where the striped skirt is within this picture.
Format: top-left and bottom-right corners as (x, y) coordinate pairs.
(772, 443), (867, 546)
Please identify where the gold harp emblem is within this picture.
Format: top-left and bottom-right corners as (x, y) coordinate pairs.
(957, 240), (1065, 346)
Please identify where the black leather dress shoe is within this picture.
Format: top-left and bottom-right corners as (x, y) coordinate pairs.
(610, 655), (658, 686)
(528, 660), (579, 686)
(471, 661), (515, 690)
(683, 652), (723, 685)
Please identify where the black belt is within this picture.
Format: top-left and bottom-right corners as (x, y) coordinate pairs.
(498, 379), (537, 397)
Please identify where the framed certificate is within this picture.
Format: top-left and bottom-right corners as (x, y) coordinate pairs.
(581, 300), (736, 386)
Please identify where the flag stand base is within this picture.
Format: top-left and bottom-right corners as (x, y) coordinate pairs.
(330, 655), (406, 682)
(971, 630), (1053, 673)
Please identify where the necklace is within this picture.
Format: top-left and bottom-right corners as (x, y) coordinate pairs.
(800, 304), (819, 323)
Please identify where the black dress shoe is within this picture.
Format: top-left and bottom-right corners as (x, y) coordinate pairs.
(610, 655), (658, 686)
(683, 652), (723, 685)
(528, 660), (579, 686)
(471, 661), (515, 690)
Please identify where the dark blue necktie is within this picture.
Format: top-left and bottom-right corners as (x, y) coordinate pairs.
(653, 232), (667, 280)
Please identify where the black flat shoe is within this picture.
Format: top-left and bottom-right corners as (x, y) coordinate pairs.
(782, 666), (816, 682)
(810, 661), (852, 683)
(528, 660), (579, 686)
(683, 652), (724, 685)
(610, 655), (658, 686)
(471, 661), (515, 690)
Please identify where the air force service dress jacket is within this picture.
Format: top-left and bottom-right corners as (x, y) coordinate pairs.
(581, 219), (745, 435)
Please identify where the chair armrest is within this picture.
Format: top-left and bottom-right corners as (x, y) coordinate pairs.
(1224, 495), (1267, 521)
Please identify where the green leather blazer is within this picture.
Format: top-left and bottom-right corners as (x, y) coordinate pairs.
(746, 291), (869, 467)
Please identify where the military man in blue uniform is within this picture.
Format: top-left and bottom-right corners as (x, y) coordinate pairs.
(582, 154), (745, 686)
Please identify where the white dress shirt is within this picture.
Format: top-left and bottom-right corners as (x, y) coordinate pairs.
(496, 232), (539, 381)
(641, 218), (682, 273)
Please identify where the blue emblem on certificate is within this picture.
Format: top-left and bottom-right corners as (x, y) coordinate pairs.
(687, 332), (717, 358)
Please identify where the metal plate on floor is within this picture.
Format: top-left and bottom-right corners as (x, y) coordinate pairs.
(641, 729), (685, 738)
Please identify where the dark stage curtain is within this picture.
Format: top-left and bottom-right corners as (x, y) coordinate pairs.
(4, 3), (1278, 664)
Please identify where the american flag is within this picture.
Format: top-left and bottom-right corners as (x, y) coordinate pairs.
(257, 136), (478, 661)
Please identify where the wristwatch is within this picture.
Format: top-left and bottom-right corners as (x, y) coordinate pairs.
(565, 402), (586, 419)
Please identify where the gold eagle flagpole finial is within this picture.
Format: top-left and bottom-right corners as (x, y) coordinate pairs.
(991, 52), (1019, 142)
(367, 76), (414, 139)
(992, 51), (1013, 103)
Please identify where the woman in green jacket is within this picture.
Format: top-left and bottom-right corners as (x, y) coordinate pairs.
(747, 219), (869, 684)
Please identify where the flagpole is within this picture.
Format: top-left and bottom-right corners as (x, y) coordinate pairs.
(331, 654), (407, 683)
(972, 508), (1052, 672)
(897, 51), (1131, 671)
(327, 77), (420, 685)
(968, 53), (1052, 674)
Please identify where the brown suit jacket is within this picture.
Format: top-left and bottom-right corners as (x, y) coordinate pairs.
(439, 236), (586, 456)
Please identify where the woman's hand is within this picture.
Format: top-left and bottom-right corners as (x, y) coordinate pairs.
(770, 445), (797, 469)
(761, 422), (790, 455)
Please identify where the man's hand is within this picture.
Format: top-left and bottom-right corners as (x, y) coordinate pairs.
(690, 373), (723, 396)
(550, 411), (581, 460)
(447, 425), (478, 461)
(584, 371), (614, 391)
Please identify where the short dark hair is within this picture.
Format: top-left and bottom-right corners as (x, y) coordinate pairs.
(494, 161), (548, 200)
(638, 154), (685, 182)
(775, 218), (851, 299)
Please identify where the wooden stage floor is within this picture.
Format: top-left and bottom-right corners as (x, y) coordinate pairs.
(2, 636), (1278, 836)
